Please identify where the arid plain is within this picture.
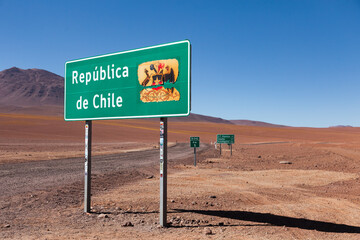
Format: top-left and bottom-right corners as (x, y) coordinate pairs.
(1, 108), (360, 239)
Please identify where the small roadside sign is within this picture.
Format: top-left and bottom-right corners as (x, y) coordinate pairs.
(190, 137), (200, 166)
(217, 134), (234, 144)
(217, 134), (234, 156)
(190, 136), (200, 148)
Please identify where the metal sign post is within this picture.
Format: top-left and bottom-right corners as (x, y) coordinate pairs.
(228, 144), (232, 156)
(84, 120), (92, 213)
(194, 147), (196, 166)
(160, 118), (168, 227)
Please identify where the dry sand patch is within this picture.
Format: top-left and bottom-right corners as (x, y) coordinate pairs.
(170, 168), (358, 190)
(83, 163), (360, 239)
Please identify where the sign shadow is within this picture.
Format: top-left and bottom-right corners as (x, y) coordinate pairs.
(173, 209), (360, 233)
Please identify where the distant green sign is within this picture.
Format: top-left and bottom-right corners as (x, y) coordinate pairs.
(190, 136), (200, 148)
(64, 40), (191, 121)
(217, 134), (234, 144)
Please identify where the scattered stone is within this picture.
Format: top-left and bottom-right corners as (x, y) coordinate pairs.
(258, 155), (261, 158)
(171, 199), (175, 203)
(146, 175), (154, 179)
(3, 224), (10, 228)
(279, 161), (292, 164)
(97, 214), (108, 219)
(170, 218), (180, 224)
(191, 201), (197, 205)
(209, 195), (217, 199)
(204, 228), (212, 235)
(122, 221), (134, 227)
(156, 224), (164, 228)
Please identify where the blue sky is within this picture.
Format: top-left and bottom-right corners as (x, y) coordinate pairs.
(0, 0), (359, 127)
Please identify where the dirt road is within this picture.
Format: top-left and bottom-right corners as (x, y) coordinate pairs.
(0, 143), (208, 198)
(0, 143), (215, 239)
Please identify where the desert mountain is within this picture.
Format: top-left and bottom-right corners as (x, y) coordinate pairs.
(168, 113), (233, 124)
(0, 67), (288, 127)
(230, 120), (287, 128)
(0, 67), (64, 106)
(329, 125), (353, 128)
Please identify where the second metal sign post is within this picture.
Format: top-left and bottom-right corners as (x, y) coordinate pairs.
(84, 120), (92, 213)
(160, 118), (168, 227)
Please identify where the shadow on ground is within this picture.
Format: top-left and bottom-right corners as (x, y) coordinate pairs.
(174, 209), (360, 233)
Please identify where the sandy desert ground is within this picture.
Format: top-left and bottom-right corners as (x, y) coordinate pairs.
(1, 112), (360, 239)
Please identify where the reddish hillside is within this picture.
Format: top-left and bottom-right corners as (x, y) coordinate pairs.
(0, 67), (290, 127)
(166, 113), (233, 124)
(0, 67), (63, 106)
(230, 119), (288, 128)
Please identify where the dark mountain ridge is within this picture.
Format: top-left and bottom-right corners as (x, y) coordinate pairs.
(0, 67), (63, 106)
(0, 67), (290, 127)
(230, 120), (287, 128)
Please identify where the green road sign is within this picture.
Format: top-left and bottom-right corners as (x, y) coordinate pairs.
(190, 136), (200, 148)
(217, 134), (235, 144)
(64, 40), (191, 121)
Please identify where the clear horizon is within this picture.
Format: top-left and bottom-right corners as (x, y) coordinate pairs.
(0, 0), (359, 127)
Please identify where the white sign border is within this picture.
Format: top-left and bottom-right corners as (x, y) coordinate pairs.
(64, 40), (191, 121)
